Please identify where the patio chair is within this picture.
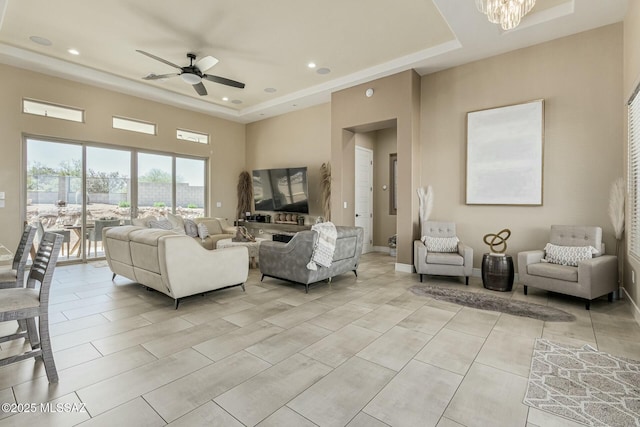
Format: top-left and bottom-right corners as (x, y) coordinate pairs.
(86, 219), (120, 256)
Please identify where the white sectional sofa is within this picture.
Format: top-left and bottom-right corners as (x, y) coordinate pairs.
(103, 226), (248, 308)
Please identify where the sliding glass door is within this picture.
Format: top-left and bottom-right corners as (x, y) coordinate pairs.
(85, 146), (131, 259)
(176, 157), (206, 218)
(25, 137), (207, 263)
(137, 152), (173, 219)
(26, 139), (83, 261)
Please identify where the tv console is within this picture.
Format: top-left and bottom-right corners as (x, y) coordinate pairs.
(237, 221), (311, 236)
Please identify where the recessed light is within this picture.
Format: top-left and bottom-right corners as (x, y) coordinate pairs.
(264, 87), (277, 93)
(67, 48), (80, 55)
(29, 36), (52, 46)
(317, 67), (331, 75)
(307, 62), (316, 69)
(231, 99), (242, 104)
(222, 97), (229, 101)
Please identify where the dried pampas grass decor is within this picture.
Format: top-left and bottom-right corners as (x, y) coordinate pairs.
(417, 185), (434, 230)
(608, 177), (625, 289)
(236, 171), (253, 220)
(608, 177), (625, 242)
(320, 162), (331, 221)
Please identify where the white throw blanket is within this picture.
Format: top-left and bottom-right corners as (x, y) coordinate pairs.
(306, 222), (337, 270)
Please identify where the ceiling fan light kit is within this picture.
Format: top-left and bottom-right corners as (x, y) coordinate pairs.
(136, 50), (245, 97)
(180, 73), (202, 85)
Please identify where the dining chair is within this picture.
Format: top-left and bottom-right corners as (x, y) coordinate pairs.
(0, 224), (36, 289)
(0, 232), (63, 383)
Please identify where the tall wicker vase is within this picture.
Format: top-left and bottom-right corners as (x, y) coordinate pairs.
(236, 171), (253, 221)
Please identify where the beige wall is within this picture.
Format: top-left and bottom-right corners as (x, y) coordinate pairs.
(331, 70), (421, 267)
(245, 103), (331, 221)
(421, 23), (623, 269)
(0, 64), (245, 247)
(624, 3), (640, 310)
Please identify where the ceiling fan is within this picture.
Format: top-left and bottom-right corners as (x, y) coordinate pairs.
(137, 50), (245, 96)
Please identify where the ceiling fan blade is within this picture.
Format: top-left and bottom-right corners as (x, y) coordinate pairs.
(193, 82), (208, 96)
(142, 73), (179, 80)
(136, 50), (182, 69)
(195, 55), (219, 73)
(203, 74), (245, 89)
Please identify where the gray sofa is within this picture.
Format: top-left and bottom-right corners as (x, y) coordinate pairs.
(259, 226), (364, 292)
(518, 225), (618, 310)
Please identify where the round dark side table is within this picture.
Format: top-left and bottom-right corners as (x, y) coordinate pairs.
(481, 253), (514, 292)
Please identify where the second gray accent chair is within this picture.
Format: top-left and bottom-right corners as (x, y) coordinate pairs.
(518, 225), (618, 310)
(413, 221), (473, 285)
(259, 226), (364, 293)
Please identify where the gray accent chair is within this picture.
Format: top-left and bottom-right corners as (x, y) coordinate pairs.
(413, 221), (473, 285)
(518, 225), (618, 310)
(259, 226), (364, 293)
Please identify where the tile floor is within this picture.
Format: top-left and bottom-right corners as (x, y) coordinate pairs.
(1, 252), (639, 426)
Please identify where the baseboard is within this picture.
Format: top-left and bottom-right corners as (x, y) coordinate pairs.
(395, 263), (413, 273)
(621, 287), (640, 328)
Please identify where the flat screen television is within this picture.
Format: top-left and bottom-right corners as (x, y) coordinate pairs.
(252, 167), (309, 214)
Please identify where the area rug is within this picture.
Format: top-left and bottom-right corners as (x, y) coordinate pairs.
(409, 285), (575, 322)
(524, 339), (640, 427)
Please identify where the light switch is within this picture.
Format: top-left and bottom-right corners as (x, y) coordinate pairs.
(216, 201), (222, 208)
(0, 200), (5, 208)
(0, 192), (5, 200)
(343, 201), (347, 209)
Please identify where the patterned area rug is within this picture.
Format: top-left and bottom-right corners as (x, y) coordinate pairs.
(409, 285), (575, 322)
(524, 339), (640, 427)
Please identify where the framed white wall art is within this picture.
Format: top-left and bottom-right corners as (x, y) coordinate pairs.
(466, 99), (544, 205)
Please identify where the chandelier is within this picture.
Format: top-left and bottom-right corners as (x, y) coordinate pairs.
(475, 0), (536, 30)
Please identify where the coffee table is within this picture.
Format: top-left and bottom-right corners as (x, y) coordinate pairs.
(216, 237), (267, 268)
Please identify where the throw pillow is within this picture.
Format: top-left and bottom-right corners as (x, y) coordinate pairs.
(197, 223), (210, 240)
(184, 218), (199, 238)
(167, 213), (186, 235)
(543, 243), (598, 267)
(148, 219), (173, 230)
(422, 236), (459, 253)
(200, 218), (223, 235)
(131, 216), (156, 228)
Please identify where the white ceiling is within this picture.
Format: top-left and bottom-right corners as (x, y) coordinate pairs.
(0, 0), (628, 123)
